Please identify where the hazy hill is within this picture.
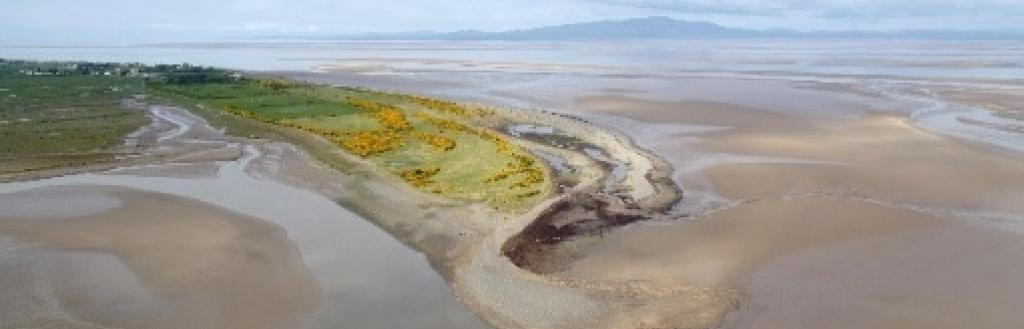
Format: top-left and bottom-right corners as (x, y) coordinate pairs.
(331, 16), (1022, 41)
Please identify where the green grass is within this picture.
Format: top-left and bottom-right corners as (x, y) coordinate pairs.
(151, 78), (550, 211)
(154, 82), (361, 120)
(0, 70), (147, 170)
(282, 115), (383, 133)
(0, 59), (550, 211)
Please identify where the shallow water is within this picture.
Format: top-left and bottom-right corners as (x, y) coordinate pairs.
(506, 123), (555, 137)
(4, 40), (1024, 328)
(0, 145), (489, 329)
(582, 147), (628, 193)
(5, 40), (1024, 80)
(862, 81), (1024, 155)
(5, 40), (1022, 155)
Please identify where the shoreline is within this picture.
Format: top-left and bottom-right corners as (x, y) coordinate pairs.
(296, 63), (1024, 328)
(4, 64), (1023, 329)
(6, 82), (695, 328)
(198, 81), (700, 327)
(0, 102), (494, 329)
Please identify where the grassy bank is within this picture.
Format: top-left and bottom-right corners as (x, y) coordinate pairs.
(150, 78), (549, 210)
(0, 61), (147, 174)
(1, 59), (550, 211)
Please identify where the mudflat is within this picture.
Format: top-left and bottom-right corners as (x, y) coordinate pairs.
(0, 186), (320, 329)
(3, 43), (1024, 329)
(567, 90), (1024, 328)
(299, 50), (1024, 327)
(0, 102), (492, 329)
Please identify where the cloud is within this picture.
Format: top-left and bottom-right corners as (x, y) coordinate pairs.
(216, 23), (322, 33)
(0, 0), (1021, 45)
(813, 0), (1024, 18)
(585, 0), (1024, 19)
(576, 0), (1024, 31)
(583, 0), (791, 16)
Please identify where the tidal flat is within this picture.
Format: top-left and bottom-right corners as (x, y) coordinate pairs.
(2, 40), (1024, 329)
(0, 102), (491, 329)
(284, 40), (1024, 328)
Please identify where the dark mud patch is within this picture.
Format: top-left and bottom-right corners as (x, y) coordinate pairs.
(502, 192), (653, 273)
(499, 120), (684, 274)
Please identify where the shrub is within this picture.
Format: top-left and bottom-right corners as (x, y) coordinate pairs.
(413, 132), (456, 151)
(400, 166), (441, 187)
(339, 130), (402, 156)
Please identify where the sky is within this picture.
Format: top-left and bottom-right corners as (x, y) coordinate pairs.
(2, 0), (1023, 45)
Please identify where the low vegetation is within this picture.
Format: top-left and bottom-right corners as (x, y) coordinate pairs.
(0, 59), (550, 210)
(0, 60), (148, 174)
(147, 69), (548, 210)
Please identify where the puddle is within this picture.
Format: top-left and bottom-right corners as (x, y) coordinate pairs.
(506, 123), (556, 137)
(582, 147), (628, 193)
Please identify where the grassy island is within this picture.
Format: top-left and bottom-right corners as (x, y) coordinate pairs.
(1, 59), (549, 210)
(152, 78), (548, 210)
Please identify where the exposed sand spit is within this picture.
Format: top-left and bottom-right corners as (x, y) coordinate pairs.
(4, 57), (1022, 329)
(578, 94), (1024, 217)
(277, 66), (1024, 328)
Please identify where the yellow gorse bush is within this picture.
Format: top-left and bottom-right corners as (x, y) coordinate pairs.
(340, 130), (402, 156)
(407, 95), (470, 117)
(400, 166), (441, 188)
(374, 108), (411, 130)
(160, 75), (549, 210)
(414, 132), (456, 151)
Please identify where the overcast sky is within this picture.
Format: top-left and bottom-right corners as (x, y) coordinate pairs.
(3, 0), (1023, 45)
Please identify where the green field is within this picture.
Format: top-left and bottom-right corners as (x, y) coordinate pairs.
(0, 64), (147, 174)
(0, 60), (550, 210)
(151, 78), (549, 210)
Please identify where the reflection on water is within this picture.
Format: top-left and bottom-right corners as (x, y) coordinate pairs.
(3, 40), (1024, 80)
(0, 146), (489, 329)
(863, 82), (1024, 154)
(0, 186), (321, 329)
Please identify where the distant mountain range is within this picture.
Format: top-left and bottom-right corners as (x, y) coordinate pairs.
(324, 16), (1022, 41)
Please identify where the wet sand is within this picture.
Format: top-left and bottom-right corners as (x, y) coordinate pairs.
(560, 195), (1024, 329)
(0, 186), (319, 329)
(4, 41), (1024, 328)
(578, 95), (1024, 217)
(301, 56), (1024, 328)
(568, 92), (1024, 328)
(577, 94), (1024, 214)
(723, 220), (1024, 329)
(0, 105), (491, 329)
